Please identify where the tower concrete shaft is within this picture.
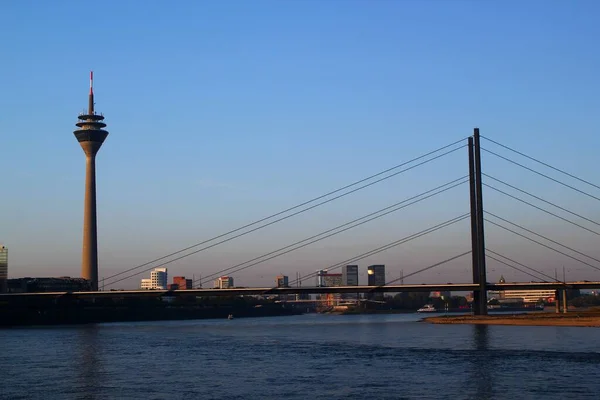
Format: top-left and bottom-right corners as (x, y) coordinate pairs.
(74, 72), (108, 291)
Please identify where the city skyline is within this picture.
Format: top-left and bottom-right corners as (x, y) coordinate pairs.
(2, 1), (600, 288)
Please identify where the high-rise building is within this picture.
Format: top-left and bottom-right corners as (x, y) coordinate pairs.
(367, 265), (386, 286)
(276, 275), (289, 288)
(215, 276), (234, 289)
(151, 268), (168, 289)
(173, 276), (192, 290)
(0, 245), (8, 293)
(73, 72), (109, 291)
(367, 264), (386, 300)
(139, 267), (168, 290)
(342, 265), (359, 300)
(342, 265), (359, 286)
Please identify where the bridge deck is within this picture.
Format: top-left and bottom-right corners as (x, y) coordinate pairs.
(1, 282), (599, 299)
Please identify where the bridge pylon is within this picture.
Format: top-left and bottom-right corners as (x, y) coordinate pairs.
(469, 128), (488, 315)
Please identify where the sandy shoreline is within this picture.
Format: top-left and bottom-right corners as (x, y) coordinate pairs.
(423, 312), (600, 327)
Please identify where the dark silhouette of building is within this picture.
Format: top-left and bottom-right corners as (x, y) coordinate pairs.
(73, 72), (109, 291)
(7, 277), (92, 293)
(0, 245), (7, 293)
(342, 265), (359, 300)
(367, 264), (385, 300)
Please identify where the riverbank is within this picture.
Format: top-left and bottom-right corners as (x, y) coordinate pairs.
(423, 310), (600, 327)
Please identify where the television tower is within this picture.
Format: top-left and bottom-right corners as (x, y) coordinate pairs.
(73, 71), (109, 291)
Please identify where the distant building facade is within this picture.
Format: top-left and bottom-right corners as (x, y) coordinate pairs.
(342, 265), (359, 300)
(173, 276), (193, 290)
(7, 277), (91, 293)
(342, 265), (359, 286)
(487, 276), (556, 304)
(501, 289), (556, 304)
(367, 264), (385, 300)
(316, 270), (343, 287)
(276, 275), (289, 288)
(0, 245), (7, 293)
(367, 265), (385, 286)
(151, 268), (168, 289)
(316, 270), (343, 306)
(215, 276), (234, 289)
(140, 267), (168, 290)
(140, 279), (152, 290)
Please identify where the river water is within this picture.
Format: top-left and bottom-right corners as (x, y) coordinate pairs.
(1, 313), (599, 399)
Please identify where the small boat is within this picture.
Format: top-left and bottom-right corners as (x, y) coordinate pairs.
(417, 304), (437, 313)
(227, 314), (234, 320)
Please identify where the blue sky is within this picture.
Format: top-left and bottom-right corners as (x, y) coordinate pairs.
(2, 0), (600, 288)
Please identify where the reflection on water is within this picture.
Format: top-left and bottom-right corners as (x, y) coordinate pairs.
(1, 314), (599, 399)
(75, 326), (102, 400)
(471, 325), (493, 400)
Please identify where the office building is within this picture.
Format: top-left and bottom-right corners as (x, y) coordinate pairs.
(215, 276), (234, 289)
(342, 265), (359, 286)
(342, 265), (359, 300)
(316, 270), (343, 306)
(367, 264), (385, 300)
(367, 265), (386, 286)
(487, 276), (556, 304)
(140, 278), (152, 290)
(501, 289), (557, 304)
(0, 245), (7, 293)
(173, 276), (193, 290)
(140, 267), (168, 289)
(316, 270), (343, 287)
(7, 277), (91, 293)
(151, 268), (168, 289)
(73, 72), (109, 291)
(276, 275), (289, 288)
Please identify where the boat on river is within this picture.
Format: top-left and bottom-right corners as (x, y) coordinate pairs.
(417, 304), (437, 313)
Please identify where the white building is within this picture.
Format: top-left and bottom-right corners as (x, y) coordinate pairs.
(140, 278), (152, 290)
(502, 289), (556, 304)
(214, 276), (233, 289)
(151, 268), (168, 289)
(140, 267), (168, 289)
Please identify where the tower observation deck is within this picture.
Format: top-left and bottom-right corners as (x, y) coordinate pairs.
(73, 71), (109, 291)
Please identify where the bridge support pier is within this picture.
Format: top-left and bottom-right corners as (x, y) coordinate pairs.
(562, 288), (568, 313)
(555, 290), (561, 313)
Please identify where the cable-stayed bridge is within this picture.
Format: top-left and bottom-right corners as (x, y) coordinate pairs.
(4, 129), (600, 315)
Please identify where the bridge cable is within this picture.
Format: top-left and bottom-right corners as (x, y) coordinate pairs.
(485, 211), (600, 266)
(483, 174), (600, 228)
(208, 213), (469, 289)
(484, 218), (600, 273)
(285, 214), (470, 289)
(481, 147), (600, 203)
(383, 251), (472, 286)
(481, 135), (600, 191)
(103, 140), (466, 285)
(109, 177), (467, 288)
(486, 254), (550, 282)
(483, 183), (600, 237)
(486, 248), (558, 282)
(192, 178), (468, 287)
